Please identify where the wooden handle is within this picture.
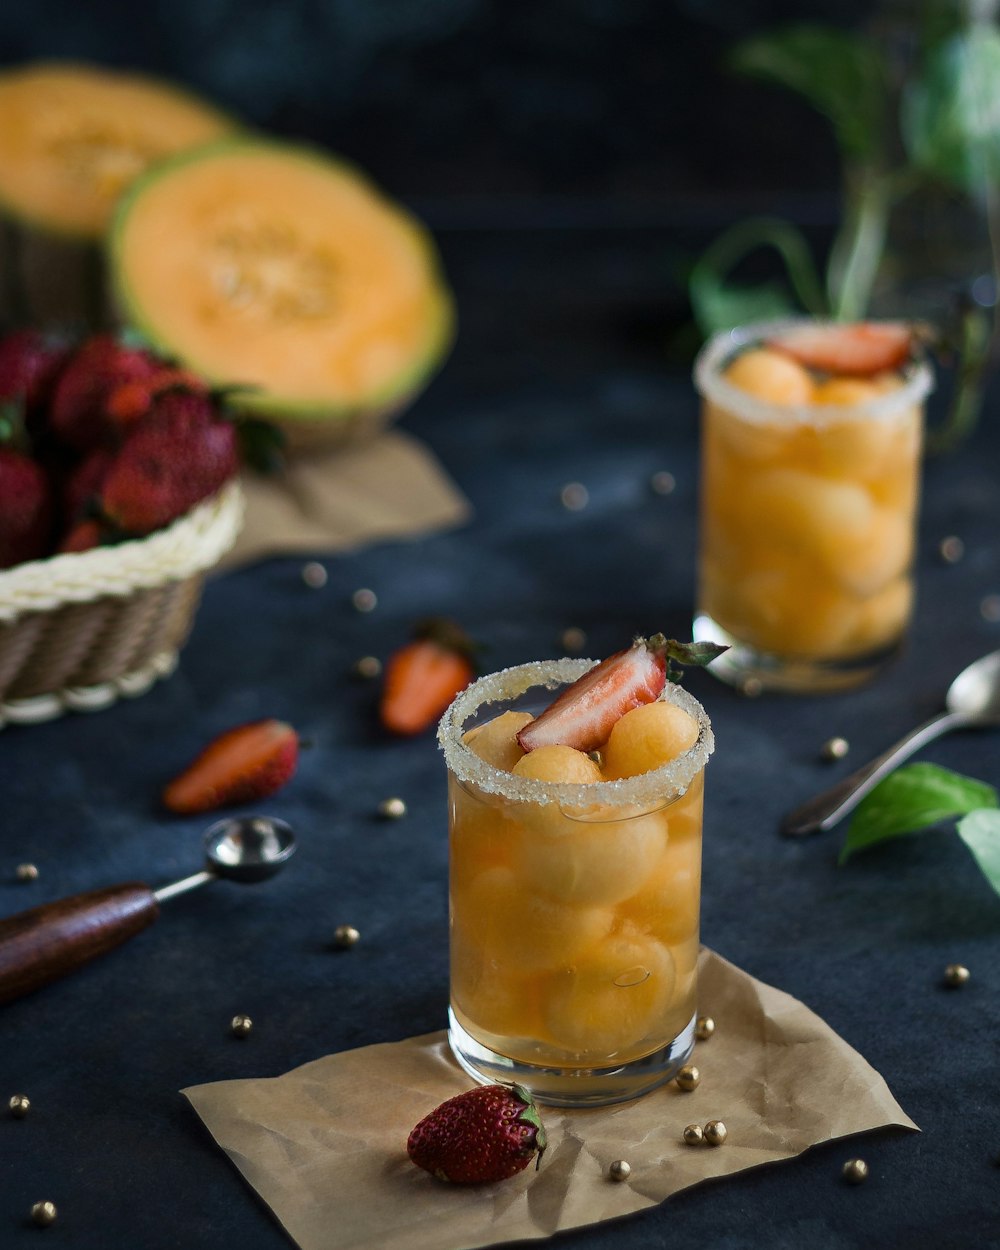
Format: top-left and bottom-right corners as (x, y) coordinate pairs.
(0, 884), (160, 1004)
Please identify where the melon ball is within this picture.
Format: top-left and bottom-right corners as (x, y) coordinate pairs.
(513, 744), (603, 786)
(602, 701), (700, 780)
(706, 401), (795, 466)
(453, 866), (613, 973)
(848, 575), (914, 654)
(827, 505), (913, 597)
(742, 467), (875, 559)
(449, 781), (514, 891)
(449, 946), (546, 1044)
(812, 376), (883, 407)
(722, 347), (814, 405)
(543, 929), (676, 1056)
(463, 710), (534, 772)
(618, 832), (702, 945)
(510, 808), (668, 906)
(721, 564), (862, 660)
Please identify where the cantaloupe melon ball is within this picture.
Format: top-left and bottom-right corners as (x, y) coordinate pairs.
(813, 416), (898, 480)
(617, 832), (702, 945)
(450, 944), (546, 1042)
(706, 400), (797, 466)
(826, 505), (913, 597)
(848, 575), (914, 654)
(449, 783), (514, 891)
(454, 866), (613, 973)
(663, 771), (704, 841)
(509, 744), (604, 836)
(742, 467), (875, 557)
(724, 565), (862, 659)
(602, 701), (699, 780)
(723, 347), (814, 405)
(463, 710), (533, 772)
(543, 928), (676, 1055)
(509, 807), (668, 907)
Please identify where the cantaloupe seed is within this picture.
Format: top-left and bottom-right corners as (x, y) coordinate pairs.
(723, 348), (814, 405)
(602, 702), (699, 780)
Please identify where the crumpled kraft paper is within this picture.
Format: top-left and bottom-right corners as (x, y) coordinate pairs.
(182, 949), (917, 1250)
(221, 429), (471, 569)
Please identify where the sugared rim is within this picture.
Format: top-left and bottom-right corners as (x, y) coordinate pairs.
(437, 657), (714, 808)
(693, 317), (934, 426)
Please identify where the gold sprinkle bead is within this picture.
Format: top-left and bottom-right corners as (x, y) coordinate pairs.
(739, 677), (763, 699)
(704, 1120), (727, 1147)
(16, 863), (39, 882)
(981, 594), (1000, 623)
(938, 536), (964, 564)
(695, 1015), (715, 1041)
(683, 1123), (704, 1146)
(675, 1065), (700, 1092)
(943, 963), (970, 988)
(353, 655), (382, 680)
(560, 482), (589, 511)
(560, 627), (587, 654)
(351, 587), (378, 613)
(842, 1158), (869, 1184)
(230, 1014), (253, 1038)
(650, 470), (676, 496)
(333, 924), (360, 949)
(31, 1202), (57, 1228)
(301, 561), (328, 588)
(820, 736), (849, 762)
(608, 1159), (631, 1182)
(378, 796), (407, 820)
(9, 1094), (30, 1118)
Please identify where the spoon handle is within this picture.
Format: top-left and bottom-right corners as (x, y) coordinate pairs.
(0, 884), (159, 1005)
(781, 709), (967, 837)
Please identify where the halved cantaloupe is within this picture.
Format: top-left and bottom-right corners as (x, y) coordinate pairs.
(0, 61), (238, 327)
(109, 138), (454, 444)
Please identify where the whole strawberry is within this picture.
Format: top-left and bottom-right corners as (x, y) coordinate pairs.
(49, 334), (160, 450)
(100, 389), (238, 535)
(406, 1083), (547, 1184)
(0, 448), (52, 568)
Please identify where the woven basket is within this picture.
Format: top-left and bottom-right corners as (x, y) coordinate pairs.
(0, 480), (244, 727)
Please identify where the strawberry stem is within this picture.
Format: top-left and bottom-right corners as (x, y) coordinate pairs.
(646, 635), (729, 682)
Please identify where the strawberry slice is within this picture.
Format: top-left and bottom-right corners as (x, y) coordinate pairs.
(162, 719), (299, 814)
(516, 636), (668, 754)
(766, 322), (913, 377)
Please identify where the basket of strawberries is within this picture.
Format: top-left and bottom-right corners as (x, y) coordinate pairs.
(0, 330), (247, 726)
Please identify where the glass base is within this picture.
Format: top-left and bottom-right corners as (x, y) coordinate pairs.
(448, 1009), (696, 1108)
(693, 611), (902, 695)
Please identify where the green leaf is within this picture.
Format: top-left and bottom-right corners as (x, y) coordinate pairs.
(839, 762), (998, 865)
(902, 28), (1000, 196)
(234, 417), (287, 474)
(691, 279), (797, 337)
(730, 25), (889, 163)
(956, 809), (1000, 897)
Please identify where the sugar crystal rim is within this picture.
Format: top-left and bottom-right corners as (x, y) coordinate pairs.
(437, 657), (714, 806)
(693, 317), (934, 427)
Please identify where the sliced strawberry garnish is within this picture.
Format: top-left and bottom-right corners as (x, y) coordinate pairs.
(516, 636), (668, 755)
(766, 322), (913, 378)
(162, 719), (299, 814)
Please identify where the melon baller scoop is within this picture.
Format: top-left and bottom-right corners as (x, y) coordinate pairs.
(0, 816), (295, 1004)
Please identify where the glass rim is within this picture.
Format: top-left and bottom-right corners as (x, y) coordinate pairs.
(693, 317), (934, 426)
(437, 657), (714, 808)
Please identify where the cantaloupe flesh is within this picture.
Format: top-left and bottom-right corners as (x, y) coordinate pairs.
(113, 143), (453, 414)
(0, 62), (237, 239)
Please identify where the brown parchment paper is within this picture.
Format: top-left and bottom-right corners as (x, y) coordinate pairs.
(182, 949), (916, 1250)
(221, 429), (471, 569)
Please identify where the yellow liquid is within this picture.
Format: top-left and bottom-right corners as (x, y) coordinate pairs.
(448, 769), (703, 1069)
(698, 390), (922, 662)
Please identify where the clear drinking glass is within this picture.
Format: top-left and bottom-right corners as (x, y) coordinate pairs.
(693, 320), (933, 693)
(438, 657), (714, 1107)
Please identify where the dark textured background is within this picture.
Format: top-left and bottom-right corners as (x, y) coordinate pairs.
(2, 4), (999, 1248)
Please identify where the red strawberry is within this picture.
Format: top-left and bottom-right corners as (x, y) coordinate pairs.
(0, 448), (52, 568)
(100, 390), (238, 535)
(380, 619), (476, 735)
(162, 719), (299, 814)
(58, 518), (104, 554)
(516, 635), (727, 754)
(49, 334), (160, 450)
(0, 329), (69, 412)
(407, 1083), (547, 1184)
(106, 367), (207, 426)
(766, 322), (913, 377)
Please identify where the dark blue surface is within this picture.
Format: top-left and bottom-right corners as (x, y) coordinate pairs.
(2, 229), (1000, 1249)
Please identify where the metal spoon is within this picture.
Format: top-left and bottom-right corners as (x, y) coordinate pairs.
(0, 816), (296, 1004)
(781, 650), (1000, 837)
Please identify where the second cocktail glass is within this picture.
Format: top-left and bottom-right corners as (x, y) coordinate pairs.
(438, 657), (713, 1107)
(693, 320), (933, 693)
